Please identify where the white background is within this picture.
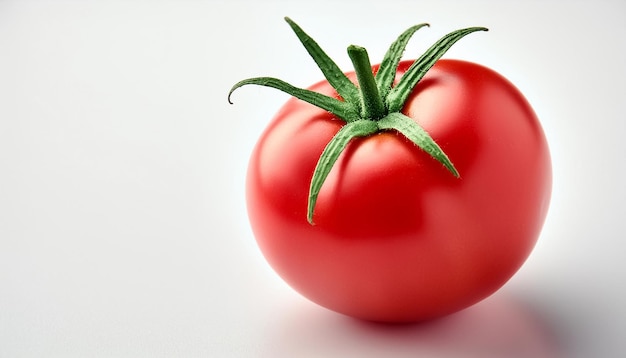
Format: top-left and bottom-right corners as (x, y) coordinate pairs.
(1, 1), (625, 357)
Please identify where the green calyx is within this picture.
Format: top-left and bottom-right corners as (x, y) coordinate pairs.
(228, 17), (487, 224)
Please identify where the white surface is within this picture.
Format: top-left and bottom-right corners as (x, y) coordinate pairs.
(1, 1), (625, 357)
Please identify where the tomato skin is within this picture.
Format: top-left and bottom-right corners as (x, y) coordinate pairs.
(246, 59), (551, 322)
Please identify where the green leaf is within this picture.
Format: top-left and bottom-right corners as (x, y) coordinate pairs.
(376, 23), (429, 100)
(378, 112), (459, 177)
(228, 77), (358, 122)
(308, 120), (379, 224)
(386, 27), (488, 113)
(284, 17), (361, 106)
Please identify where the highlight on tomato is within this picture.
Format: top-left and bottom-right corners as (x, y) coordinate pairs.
(229, 17), (552, 323)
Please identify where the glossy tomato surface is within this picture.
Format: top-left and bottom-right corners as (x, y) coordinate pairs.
(246, 59), (551, 322)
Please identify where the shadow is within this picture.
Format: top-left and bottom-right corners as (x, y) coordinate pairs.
(263, 291), (565, 358)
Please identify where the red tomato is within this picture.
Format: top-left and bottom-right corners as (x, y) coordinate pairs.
(245, 59), (551, 322)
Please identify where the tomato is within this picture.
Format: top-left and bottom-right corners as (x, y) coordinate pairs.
(232, 18), (551, 322)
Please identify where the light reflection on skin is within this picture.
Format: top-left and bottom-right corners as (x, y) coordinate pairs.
(263, 291), (564, 358)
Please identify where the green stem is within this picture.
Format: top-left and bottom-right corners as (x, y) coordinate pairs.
(347, 45), (386, 121)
